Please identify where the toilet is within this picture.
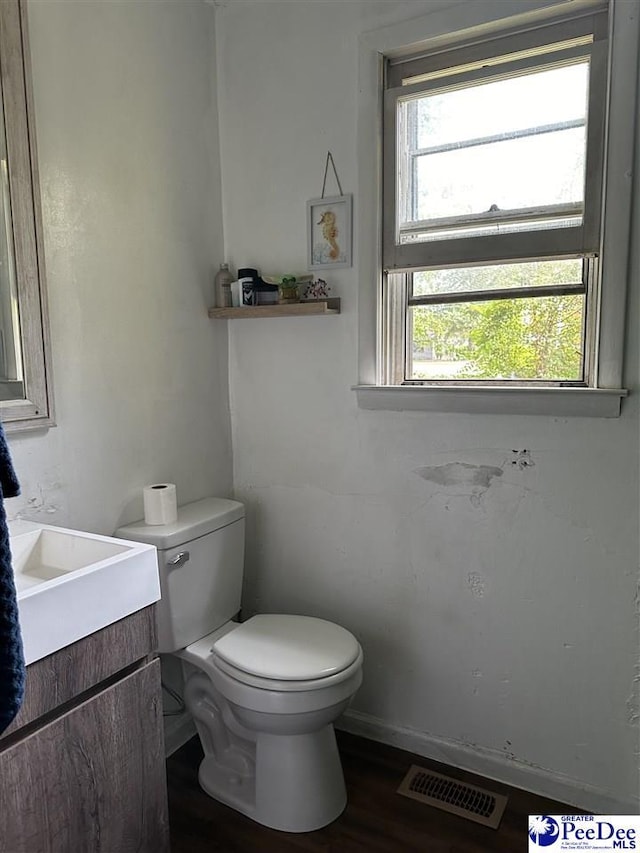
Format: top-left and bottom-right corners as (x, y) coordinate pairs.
(116, 497), (363, 833)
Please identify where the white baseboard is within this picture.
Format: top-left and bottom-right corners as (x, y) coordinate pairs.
(337, 710), (637, 815)
(164, 712), (197, 758)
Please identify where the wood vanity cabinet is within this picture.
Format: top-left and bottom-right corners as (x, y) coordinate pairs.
(0, 605), (170, 853)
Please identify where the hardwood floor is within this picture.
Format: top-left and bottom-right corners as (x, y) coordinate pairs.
(167, 730), (583, 852)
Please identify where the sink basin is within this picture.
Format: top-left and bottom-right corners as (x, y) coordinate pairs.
(9, 520), (160, 665)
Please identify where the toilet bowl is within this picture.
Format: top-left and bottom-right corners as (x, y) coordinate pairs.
(180, 615), (363, 831)
(116, 498), (363, 833)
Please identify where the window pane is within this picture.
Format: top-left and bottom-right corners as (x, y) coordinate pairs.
(414, 128), (585, 222)
(414, 63), (588, 149)
(412, 259), (583, 298)
(398, 61), (589, 229)
(409, 294), (584, 381)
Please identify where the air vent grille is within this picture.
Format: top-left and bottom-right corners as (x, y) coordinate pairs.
(397, 765), (508, 829)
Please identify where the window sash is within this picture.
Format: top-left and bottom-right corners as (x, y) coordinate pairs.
(383, 12), (608, 273)
(385, 256), (598, 386)
(385, 228), (594, 272)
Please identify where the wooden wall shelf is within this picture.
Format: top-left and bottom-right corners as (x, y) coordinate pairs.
(208, 298), (340, 319)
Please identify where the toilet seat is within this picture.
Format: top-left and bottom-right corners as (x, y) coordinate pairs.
(179, 615), (363, 694)
(211, 645), (364, 692)
(212, 614), (360, 681)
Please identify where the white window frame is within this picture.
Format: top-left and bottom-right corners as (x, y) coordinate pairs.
(353, 0), (638, 417)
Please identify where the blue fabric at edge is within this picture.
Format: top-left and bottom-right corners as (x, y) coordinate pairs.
(0, 421), (22, 734)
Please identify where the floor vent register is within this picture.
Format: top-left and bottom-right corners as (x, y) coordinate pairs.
(397, 765), (508, 830)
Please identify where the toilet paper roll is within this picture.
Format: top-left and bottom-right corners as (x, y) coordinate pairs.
(143, 483), (178, 525)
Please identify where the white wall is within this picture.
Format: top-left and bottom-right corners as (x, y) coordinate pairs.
(7, 0), (233, 534)
(217, 0), (640, 812)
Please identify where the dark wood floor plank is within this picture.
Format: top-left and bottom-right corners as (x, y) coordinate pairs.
(167, 730), (584, 853)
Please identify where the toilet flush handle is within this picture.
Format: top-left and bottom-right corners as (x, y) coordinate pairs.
(167, 550), (190, 569)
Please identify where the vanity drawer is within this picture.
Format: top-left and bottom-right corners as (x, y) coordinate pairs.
(1, 604), (157, 739)
(0, 658), (169, 853)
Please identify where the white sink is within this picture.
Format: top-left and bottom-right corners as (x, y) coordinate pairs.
(9, 519), (160, 665)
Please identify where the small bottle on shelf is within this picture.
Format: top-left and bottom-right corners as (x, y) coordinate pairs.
(214, 263), (234, 308)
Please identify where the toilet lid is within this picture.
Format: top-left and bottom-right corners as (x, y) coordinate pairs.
(212, 614), (360, 681)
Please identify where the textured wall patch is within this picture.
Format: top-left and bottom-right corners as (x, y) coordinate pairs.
(416, 462), (503, 489)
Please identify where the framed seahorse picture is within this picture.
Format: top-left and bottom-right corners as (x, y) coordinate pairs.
(307, 194), (352, 271)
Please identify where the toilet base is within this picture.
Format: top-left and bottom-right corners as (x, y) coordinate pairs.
(198, 724), (347, 833)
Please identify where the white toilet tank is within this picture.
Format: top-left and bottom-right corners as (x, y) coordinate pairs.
(116, 497), (245, 653)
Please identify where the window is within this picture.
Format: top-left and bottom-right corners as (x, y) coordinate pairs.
(351, 0), (638, 417)
(382, 9), (608, 390)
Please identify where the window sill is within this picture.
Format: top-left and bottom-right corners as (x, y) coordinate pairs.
(352, 385), (627, 417)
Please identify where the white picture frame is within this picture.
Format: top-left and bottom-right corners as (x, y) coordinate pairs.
(307, 194), (352, 271)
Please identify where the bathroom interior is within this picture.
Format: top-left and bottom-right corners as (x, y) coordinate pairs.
(0, 0), (638, 849)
